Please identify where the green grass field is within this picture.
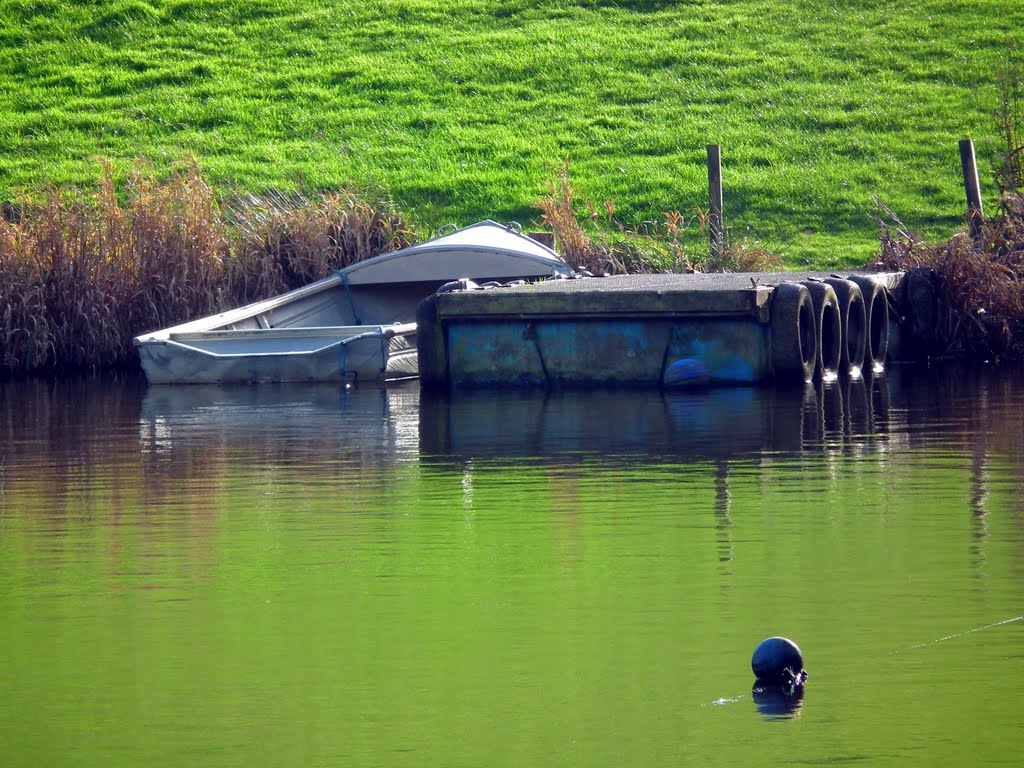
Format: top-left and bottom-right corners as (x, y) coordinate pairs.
(1, 0), (1021, 268)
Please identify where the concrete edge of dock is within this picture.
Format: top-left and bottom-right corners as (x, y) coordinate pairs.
(418, 270), (932, 389)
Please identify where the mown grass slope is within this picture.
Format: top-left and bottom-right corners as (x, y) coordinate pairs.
(1, 0), (1021, 267)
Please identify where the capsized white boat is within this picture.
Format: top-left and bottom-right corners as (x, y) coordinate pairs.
(134, 220), (573, 385)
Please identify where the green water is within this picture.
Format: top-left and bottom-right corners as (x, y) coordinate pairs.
(1, 367), (1022, 767)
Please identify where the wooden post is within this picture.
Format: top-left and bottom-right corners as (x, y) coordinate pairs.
(959, 139), (984, 238)
(707, 145), (724, 261)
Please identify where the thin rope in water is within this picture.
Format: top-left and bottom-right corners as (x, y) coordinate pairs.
(892, 615), (1023, 654)
(337, 341), (350, 382)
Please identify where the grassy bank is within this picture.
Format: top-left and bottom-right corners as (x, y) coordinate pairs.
(2, 1), (1022, 266)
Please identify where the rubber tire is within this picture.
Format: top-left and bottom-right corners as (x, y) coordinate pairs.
(848, 276), (889, 372)
(770, 282), (816, 382)
(824, 278), (867, 376)
(802, 281), (842, 380)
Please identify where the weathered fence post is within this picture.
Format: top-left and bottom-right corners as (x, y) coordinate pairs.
(707, 144), (724, 262)
(959, 138), (984, 239)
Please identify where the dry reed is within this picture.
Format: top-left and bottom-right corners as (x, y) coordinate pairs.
(0, 166), (413, 375)
(533, 160), (781, 275)
(226, 191), (414, 305)
(534, 161), (674, 274)
(873, 192), (1024, 359)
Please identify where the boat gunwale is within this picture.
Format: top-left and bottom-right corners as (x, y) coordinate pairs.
(148, 325), (414, 360)
(134, 273), (345, 344)
(164, 321), (417, 344)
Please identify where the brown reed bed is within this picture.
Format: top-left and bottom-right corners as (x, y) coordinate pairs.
(872, 191), (1024, 360)
(0, 166), (413, 375)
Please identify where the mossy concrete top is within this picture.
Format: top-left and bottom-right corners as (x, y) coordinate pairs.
(431, 271), (901, 322)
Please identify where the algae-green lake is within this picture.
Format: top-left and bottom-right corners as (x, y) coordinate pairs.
(1, 366), (1022, 766)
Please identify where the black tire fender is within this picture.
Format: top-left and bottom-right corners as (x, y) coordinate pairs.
(770, 282), (816, 382)
(802, 281), (842, 379)
(848, 276), (889, 372)
(824, 278), (867, 376)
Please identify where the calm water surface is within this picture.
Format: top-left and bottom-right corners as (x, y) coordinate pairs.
(1, 365), (1023, 767)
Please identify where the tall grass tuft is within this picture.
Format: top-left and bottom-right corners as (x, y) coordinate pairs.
(115, 166), (228, 353)
(227, 191), (414, 305)
(993, 52), (1023, 194)
(0, 167), (413, 375)
(534, 161), (690, 275)
(534, 161), (781, 274)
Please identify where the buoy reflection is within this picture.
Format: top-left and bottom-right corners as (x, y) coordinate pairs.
(752, 683), (805, 720)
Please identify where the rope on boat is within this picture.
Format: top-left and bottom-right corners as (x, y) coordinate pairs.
(337, 340), (351, 383)
(335, 328), (391, 383)
(335, 270), (362, 325)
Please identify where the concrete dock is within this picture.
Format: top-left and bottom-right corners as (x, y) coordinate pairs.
(418, 270), (917, 389)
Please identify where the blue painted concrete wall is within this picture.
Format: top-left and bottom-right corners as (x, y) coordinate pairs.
(446, 318), (771, 387)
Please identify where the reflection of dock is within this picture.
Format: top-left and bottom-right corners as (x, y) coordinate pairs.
(419, 376), (893, 462)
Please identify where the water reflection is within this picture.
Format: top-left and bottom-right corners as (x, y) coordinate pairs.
(138, 382), (420, 462)
(414, 364), (1024, 596)
(416, 364), (1024, 468)
(418, 377), (894, 462)
(1, 364), (1021, 478)
(2, 365), (1024, 765)
(751, 683), (805, 720)
(714, 461), (733, 574)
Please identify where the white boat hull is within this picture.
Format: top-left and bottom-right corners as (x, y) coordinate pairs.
(133, 220), (573, 386)
(138, 324), (417, 385)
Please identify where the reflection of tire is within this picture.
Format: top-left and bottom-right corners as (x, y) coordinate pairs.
(770, 282), (816, 382)
(843, 375), (870, 436)
(848, 276), (889, 372)
(767, 384), (812, 452)
(801, 379), (823, 445)
(802, 281), (841, 379)
(824, 278), (866, 376)
(871, 370), (891, 427)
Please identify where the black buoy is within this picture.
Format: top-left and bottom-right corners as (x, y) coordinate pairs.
(751, 636), (808, 686)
